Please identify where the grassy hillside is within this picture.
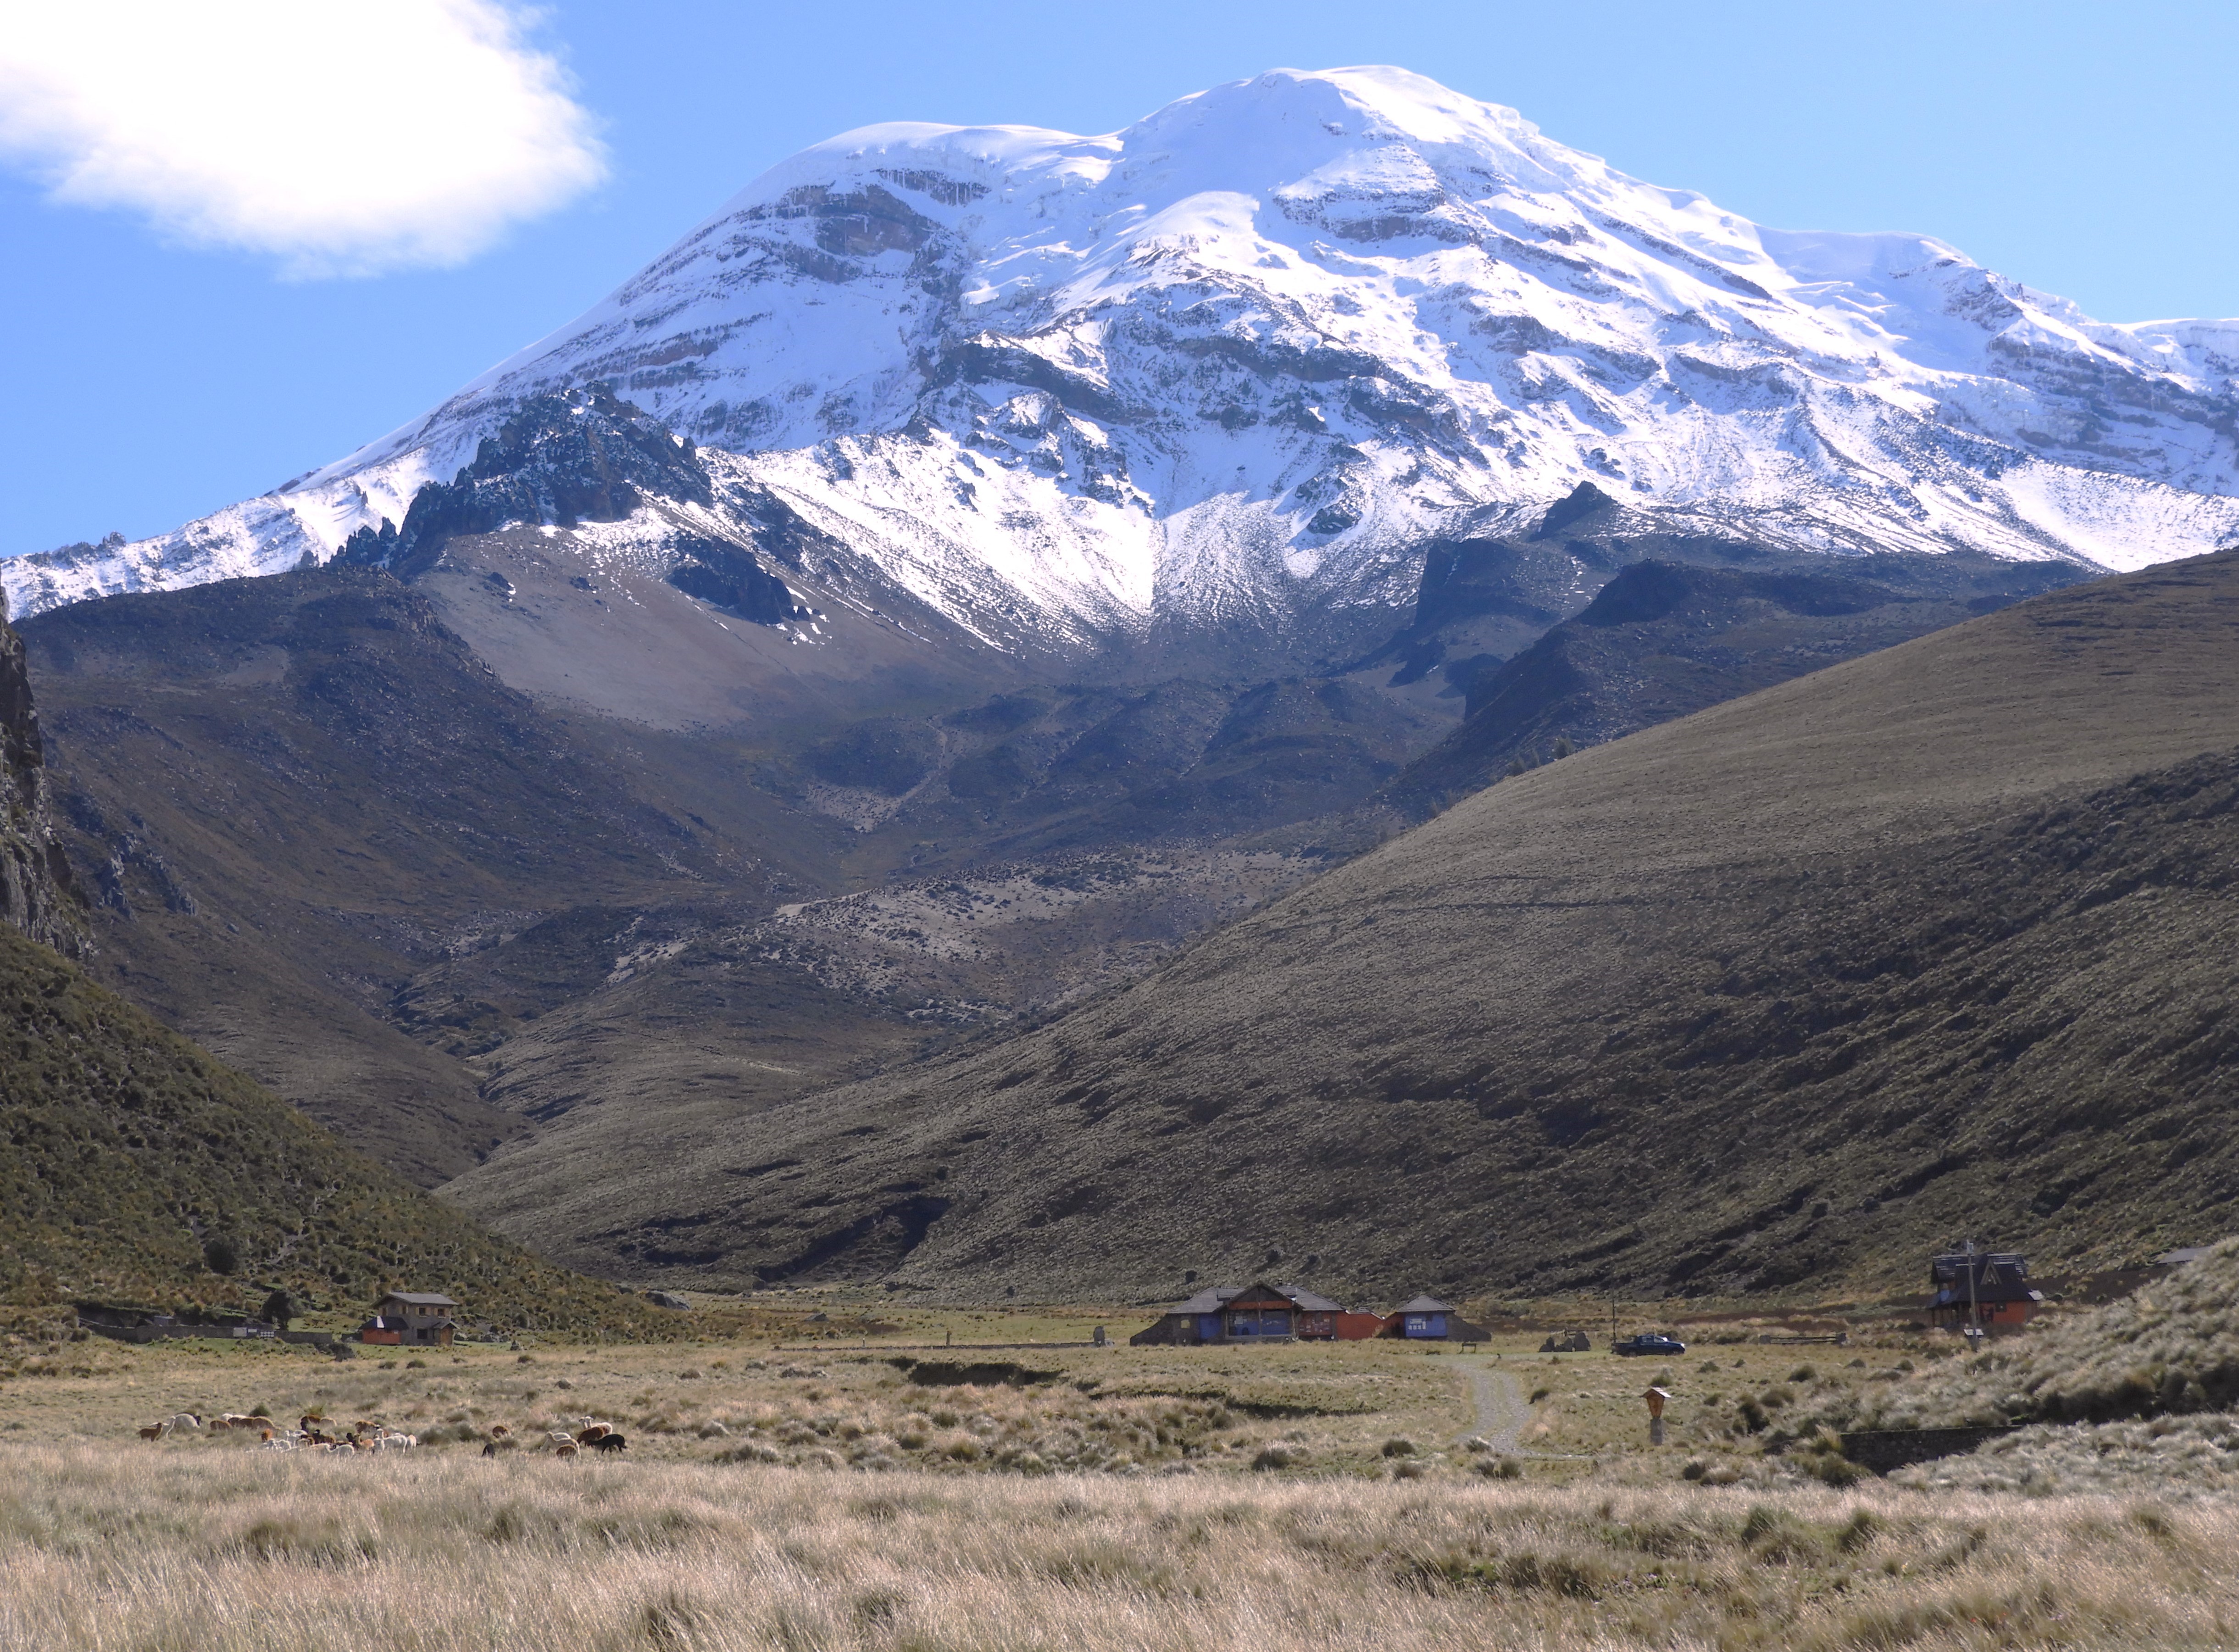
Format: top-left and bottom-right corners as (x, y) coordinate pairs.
(667, 549), (2239, 1302)
(0, 919), (679, 1336)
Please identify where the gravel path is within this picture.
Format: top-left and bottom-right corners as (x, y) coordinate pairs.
(1455, 1360), (1531, 1453)
(1454, 1361), (1598, 1459)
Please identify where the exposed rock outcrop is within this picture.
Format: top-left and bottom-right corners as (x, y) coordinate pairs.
(337, 384), (716, 577)
(0, 596), (83, 952)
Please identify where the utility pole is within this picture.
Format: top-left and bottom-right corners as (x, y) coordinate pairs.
(1965, 1239), (1984, 1350)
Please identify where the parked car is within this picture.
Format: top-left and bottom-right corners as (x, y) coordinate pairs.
(1612, 1333), (1687, 1357)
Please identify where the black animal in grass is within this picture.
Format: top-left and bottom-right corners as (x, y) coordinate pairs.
(576, 1423), (628, 1454)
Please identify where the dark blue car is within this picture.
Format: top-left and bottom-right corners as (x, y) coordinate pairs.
(1613, 1333), (1687, 1357)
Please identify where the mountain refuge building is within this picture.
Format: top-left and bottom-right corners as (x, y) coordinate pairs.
(361, 1291), (460, 1348)
(1130, 1283), (1379, 1345)
(1926, 1253), (2042, 1332)
(1129, 1283), (1488, 1345)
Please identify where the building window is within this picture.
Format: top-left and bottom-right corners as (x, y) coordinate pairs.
(1227, 1309), (1293, 1337)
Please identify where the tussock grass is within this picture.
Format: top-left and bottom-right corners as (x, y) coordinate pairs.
(1892, 1413), (2239, 1497)
(1809, 1239), (2239, 1438)
(6, 1441), (2238, 1649)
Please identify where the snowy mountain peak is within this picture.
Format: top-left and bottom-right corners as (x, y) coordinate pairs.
(10, 67), (2239, 651)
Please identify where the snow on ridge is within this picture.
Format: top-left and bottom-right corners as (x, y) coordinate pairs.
(11, 65), (2239, 631)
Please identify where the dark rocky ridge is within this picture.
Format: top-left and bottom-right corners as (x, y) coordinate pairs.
(1387, 552), (2089, 815)
(337, 384), (715, 575)
(664, 531), (805, 625)
(338, 384), (809, 628)
(1361, 482), (2087, 714)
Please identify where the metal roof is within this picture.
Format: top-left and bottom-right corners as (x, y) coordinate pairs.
(1394, 1295), (1454, 1314)
(379, 1291), (459, 1307)
(1928, 1253), (2027, 1284)
(1167, 1288), (1237, 1314)
(1165, 1281), (1345, 1315)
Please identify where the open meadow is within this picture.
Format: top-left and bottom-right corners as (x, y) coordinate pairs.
(8, 1300), (2239, 1648)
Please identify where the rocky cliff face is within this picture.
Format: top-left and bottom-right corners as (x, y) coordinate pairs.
(0, 600), (82, 951)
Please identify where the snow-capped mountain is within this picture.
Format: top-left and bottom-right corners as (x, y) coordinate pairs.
(11, 65), (2239, 648)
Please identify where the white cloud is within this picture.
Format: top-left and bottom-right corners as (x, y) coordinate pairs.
(0, 0), (607, 276)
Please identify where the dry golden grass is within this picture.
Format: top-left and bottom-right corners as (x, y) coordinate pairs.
(16, 1326), (2239, 1646)
(0, 1328), (1481, 1480)
(9, 1439), (2239, 1650)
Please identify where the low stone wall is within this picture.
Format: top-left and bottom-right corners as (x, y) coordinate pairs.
(80, 1319), (332, 1346)
(1841, 1426), (2022, 1475)
(81, 1321), (267, 1345)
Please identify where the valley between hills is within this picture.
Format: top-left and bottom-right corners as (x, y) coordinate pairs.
(6, 477), (2111, 1297)
(481, 549), (2239, 1301)
(12, 515), (2235, 1310)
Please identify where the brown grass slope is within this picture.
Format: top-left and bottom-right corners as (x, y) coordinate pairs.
(686, 550), (2239, 1302)
(0, 921), (679, 1335)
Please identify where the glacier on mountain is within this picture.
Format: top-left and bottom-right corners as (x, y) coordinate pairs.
(10, 65), (2239, 644)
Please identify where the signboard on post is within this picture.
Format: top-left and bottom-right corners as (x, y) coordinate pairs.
(1645, 1386), (1671, 1446)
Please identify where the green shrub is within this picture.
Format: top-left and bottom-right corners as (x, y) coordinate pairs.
(1837, 1509), (1883, 1552)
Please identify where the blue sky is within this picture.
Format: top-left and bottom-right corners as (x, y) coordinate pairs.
(1, 0), (2233, 562)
